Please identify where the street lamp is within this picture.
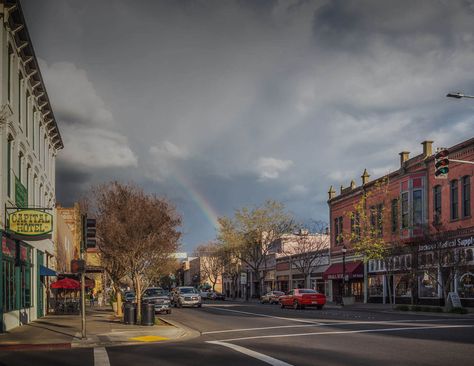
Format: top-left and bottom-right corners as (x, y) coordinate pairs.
(446, 92), (474, 99)
(341, 245), (347, 303)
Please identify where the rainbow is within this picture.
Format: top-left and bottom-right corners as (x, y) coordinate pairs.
(172, 172), (220, 229)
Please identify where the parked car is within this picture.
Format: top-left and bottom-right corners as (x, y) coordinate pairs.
(208, 291), (226, 301)
(142, 287), (172, 314)
(279, 289), (326, 310)
(200, 290), (211, 299)
(260, 291), (284, 304)
(172, 287), (202, 308)
(123, 291), (136, 303)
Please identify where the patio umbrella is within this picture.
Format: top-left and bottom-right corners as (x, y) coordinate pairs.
(50, 278), (81, 290)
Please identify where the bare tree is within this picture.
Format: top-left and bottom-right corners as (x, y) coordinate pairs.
(91, 182), (181, 319)
(194, 242), (225, 291)
(281, 221), (330, 289)
(221, 246), (242, 299)
(218, 200), (295, 297)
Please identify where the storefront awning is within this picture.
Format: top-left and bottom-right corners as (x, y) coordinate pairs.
(40, 265), (57, 277)
(323, 261), (364, 280)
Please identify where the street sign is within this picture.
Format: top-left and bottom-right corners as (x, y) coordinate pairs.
(240, 272), (247, 285)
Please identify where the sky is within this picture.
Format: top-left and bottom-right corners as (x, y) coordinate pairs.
(21, 0), (474, 252)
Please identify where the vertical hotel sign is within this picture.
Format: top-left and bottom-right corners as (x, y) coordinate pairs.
(7, 209), (53, 240)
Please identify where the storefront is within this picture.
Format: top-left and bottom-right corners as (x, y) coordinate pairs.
(324, 261), (364, 302)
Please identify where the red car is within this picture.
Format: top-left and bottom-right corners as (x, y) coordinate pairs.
(279, 289), (326, 310)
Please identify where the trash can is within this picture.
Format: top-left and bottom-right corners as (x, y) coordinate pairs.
(123, 302), (137, 325)
(141, 302), (155, 326)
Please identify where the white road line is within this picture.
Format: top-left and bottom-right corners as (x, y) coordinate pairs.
(214, 324), (474, 342)
(204, 306), (320, 324)
(202, 324), (318, 335)
(94, 347), (111, 366)
(208, 340), (294, 366)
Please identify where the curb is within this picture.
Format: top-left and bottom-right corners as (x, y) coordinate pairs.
(0, 343), (71, 352)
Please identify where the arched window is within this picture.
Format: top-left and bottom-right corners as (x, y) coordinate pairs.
(18, 151), (24, 183)
(7, 135), (14, 197)
(462, 176), (471, 218)
(451, 180), (459, 220)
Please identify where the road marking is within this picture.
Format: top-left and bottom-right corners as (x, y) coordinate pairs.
(208, 340), (294, 366)
(204, 306), (320, 324)
(214, 324), (474, 342)
(203, 324), (318, 334)
(94, 347), (111, 366)
(129, 335), (169, 342)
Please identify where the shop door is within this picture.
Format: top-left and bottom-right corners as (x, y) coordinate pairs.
(37, 251), (44, 318)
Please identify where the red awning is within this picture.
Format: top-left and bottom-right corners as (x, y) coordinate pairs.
(323, 261), (364, 280)
(50, 278), (81, 290)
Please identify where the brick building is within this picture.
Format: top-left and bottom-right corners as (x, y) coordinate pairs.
(327, 138), (474, 307)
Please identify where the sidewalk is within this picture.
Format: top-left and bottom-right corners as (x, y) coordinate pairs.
(0, 306), (190, 351)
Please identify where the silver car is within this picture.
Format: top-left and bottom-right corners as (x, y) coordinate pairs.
(172, 287), (202, 308)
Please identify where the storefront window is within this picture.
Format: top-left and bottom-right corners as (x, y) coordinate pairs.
(368, 275), (384, 296)
(395, 274), (411, 297)
(419, 270), (439, 298)
(458, 272), (474, 299)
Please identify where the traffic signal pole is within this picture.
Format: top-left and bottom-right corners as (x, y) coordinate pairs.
(81, 214), (87, 340)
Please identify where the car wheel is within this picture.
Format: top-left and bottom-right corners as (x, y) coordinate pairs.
(293, 300), (299, 310)
(197, 304), (202, 308)
(280, 302), (285, 309)
(317, 305), (323, 310)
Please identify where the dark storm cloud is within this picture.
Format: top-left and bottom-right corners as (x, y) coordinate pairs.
(55, 161), (92, 206)
(21, 0), (474, 251)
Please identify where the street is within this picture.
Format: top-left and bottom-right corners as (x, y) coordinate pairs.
(1, 302), (473, 366)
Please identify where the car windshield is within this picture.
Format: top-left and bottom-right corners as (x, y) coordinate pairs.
(145, 288), (166, 297)
(180, 288), (198, 294)
(299, 289), (318, 294)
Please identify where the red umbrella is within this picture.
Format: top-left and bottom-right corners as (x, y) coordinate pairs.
(50, 278), (81, 290)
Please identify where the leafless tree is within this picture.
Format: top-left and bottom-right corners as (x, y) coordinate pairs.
(194, 242), (225, 291)
(281, 221), (330, 289)
(90, 182), (181, 319)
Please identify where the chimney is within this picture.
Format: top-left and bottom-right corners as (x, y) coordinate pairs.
(328, 186), (336, 200)
(422, 140), (433, 158)
(361, 169), (370, 185)
(399, 151), (410, 167)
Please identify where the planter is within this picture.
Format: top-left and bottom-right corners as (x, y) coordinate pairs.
(342, 296), (355, 305)
(112, 302), (118, 313)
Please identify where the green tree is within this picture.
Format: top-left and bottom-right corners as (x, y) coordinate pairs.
(218, 200), (294, 297)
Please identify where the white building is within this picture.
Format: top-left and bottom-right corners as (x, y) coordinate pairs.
(0, 0), (63, 331)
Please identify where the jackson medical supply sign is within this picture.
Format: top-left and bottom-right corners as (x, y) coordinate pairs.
(8, 209), (53, 238)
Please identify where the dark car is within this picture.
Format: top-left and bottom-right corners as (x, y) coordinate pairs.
(142, 287), (172, 314)
(208, 291), (226, 300)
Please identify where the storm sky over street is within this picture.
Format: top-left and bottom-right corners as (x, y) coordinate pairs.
(21, 0), (474, 251)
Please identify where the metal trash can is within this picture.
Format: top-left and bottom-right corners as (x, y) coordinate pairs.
(123, 302), (137, 325)
(141, 302), (155, 326)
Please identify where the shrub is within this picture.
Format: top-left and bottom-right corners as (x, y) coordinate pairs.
(450, 307), (468, 314)
(411, 305), (422, 312)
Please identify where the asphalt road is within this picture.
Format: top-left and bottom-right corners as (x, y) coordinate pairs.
(1, 301), (474, 366)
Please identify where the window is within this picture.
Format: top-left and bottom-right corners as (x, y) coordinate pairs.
(26, 91), (30, 137)
(391, 199), (398, 233)
(401, 192), (409, 228)
(334, 216), (343, 245)
(451, 180), (459, 220)
(462, 176), (471, 218)
(32, 108), (36, 150)
(7, 135), (13, 197)
(433, 185), (441, 224)
(7, 45), (13, 101)
(18, 151), (23, 183)
(18, 72), (23, 125)
(376, 204), (383, 237)
(412, 190), (423, 226)
(33, 174), (37, 205)
(350, 212), (360, 241)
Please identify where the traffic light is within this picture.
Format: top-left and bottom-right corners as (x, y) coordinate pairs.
(86, 218), (97, 249)
(434, 149), (449, 179)
(71, 259), (85, 273)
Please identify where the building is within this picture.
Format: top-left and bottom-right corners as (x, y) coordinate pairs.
(182, 256), (223, 292)
(327, 139), (474, 307)
(0, 0), (63, 331)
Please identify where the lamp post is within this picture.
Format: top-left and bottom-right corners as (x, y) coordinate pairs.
(446, 92), (474, 99)
(341, 245), (347, 304)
